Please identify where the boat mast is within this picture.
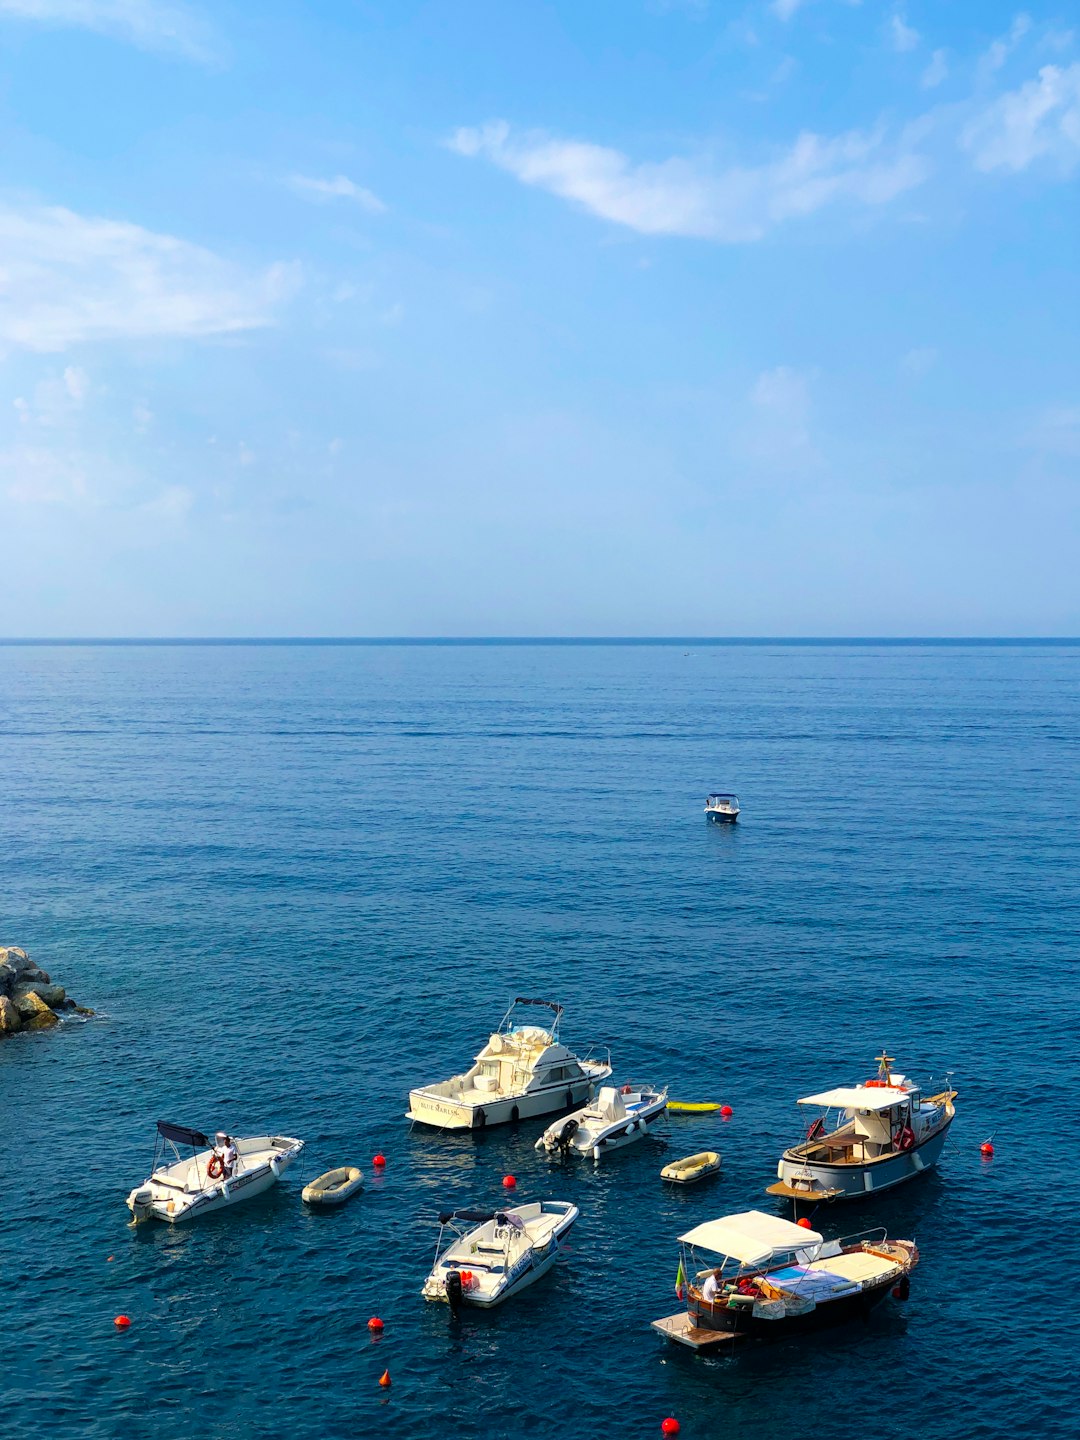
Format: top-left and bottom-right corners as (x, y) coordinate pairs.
(875, 1051), (895, 1086)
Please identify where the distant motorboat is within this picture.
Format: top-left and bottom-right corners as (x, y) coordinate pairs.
(421, 1201), (579, 1309)
(766, 1053), (957, 1203)
(126, 1121), (304, 1223)
(705, 793), (740, 823)
(406, 997), (611, 1131)
(535, 1083), (668, 1160)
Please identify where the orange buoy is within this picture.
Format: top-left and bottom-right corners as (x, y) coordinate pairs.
(661, 1419), (680, 1436)
(367, 1317), (384, 1331)
(114, 1315), (131, 1328)
(720, 1105), (733, 1118)
(797, 1217), (813, 1229)
(502, 1174), (516, 1189)
(980, 1141), (994, 1156)
(378, 1370), (391, 1388)
(107, 1256), (114, 1262)
(373, 1154), (386, 1168)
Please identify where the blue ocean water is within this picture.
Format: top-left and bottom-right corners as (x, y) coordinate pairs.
(1, 641), (1076, 1440)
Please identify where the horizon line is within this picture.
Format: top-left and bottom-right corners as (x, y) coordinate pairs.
(1, 636), (1078, 647)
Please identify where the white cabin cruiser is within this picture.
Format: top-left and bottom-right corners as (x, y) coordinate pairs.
(536, 1084), (668, 1159)
(126, 1121), (305, 1223)
(406, 997), (611, 1131)
(705, 793), (740, 823)
(422, 1201), (579, 1310)
(767, 1054), (957, 1203)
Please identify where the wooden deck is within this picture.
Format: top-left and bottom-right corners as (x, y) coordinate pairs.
(765, 1179), (844, 1201)
(651, 1312), (745, 1351)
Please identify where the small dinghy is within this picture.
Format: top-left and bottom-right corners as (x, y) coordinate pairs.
(668, 1101), (721, 1114)
(126, 1121), (304, 1224)
(302, 1166), (363, 1206)
(422, 1201), (579, 1309)
(661, 1151), (722, 1185)
(536, 1084), (668, 1160)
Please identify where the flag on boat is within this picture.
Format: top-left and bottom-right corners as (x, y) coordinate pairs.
(675, 1259), (686, 1300)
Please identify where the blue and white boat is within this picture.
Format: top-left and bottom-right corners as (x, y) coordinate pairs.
(535, 1084), (668, 1160)
(705, 793), (740, 823)
(421, 1201), (579, 1310)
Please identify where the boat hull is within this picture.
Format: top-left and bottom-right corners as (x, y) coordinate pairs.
(705, 811), (738, 824)
(690, 1273), (897, 1339)
(407, 1075), (601, 1130)
(775, 1117), (953, 1201)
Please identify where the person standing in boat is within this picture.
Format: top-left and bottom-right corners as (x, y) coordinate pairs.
(210, 1132), (238, 1179)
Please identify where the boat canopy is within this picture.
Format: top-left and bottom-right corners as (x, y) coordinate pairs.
(706, 793), (738, 801)
(798, 1086), (908, 1112)
(679, 1210), (823, 1265)
(156, 1121), (209, 1147)
(438, 1208), (496, 1225)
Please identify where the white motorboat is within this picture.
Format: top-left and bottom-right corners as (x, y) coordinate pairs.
(126, 1121), (305, 1223)
(767, 1053), (957, 1203)
(406, 997), (611, 1131)
(705, 792), (740, 823)
(535, 1083), (668, 1159)
(421, 1200), (579, 1309)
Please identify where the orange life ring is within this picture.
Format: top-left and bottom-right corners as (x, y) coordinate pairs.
(207, 1154), (225, 1179)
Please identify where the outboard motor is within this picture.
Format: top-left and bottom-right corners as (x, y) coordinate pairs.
(445, 1269), (464, 1316)
(127, 1186), (154, 1223)
(556, 1117), (579, 1153)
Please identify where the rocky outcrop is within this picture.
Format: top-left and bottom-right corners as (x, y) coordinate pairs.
(0, 946), (90, 1039)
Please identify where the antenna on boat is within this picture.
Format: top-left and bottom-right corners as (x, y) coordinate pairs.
(875, 1052), (895, 1085)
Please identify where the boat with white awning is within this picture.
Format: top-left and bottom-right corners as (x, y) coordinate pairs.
(767, 1053), (957, 1203)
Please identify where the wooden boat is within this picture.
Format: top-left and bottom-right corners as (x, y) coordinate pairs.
(661, 1151), (721, 1185)
(767, 1053), (957, 1203)
(421, 1201), (579, 1309)
(406, 997), (611, 1131)
(668, 1101), (721, 1113)
(302, 1166), (363, 1206)
(652, 1209), (917, 1348)
(704, 793), (740, 823)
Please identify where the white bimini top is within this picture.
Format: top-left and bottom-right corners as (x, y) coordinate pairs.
(679, 1210), (823, 1266)
(797, 1086), (909, 1112)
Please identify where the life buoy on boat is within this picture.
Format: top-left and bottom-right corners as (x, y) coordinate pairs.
(207, 1154), (225, 1180)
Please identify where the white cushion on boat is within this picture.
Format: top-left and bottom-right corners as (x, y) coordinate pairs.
(809, 1251), (897, 1284)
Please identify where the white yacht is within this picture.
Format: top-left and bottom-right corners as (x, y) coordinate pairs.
(767, 1053), (957, 1203)
(406, 997), (611, 1131)
(535, 1083), (668, 1159)
(422, 1201), (579, 1309)
(126, 1122), (304, 1223)
(705, 793), (740, 823)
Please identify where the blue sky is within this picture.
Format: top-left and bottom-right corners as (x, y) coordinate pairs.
(0, 0), (1077, 635)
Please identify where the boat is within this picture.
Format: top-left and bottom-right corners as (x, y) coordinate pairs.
(535, 1083), (668, 1159)
(668, 1101), (721, 1113)
(661, 1151), (722, 1185)
(652, 1209), (918, 1348)
(766, 1053), (957, 1203)
(421, 1201), (579, 1309)
(126, 1122), (304, 1223)
(406, 997), (611, 1131)
(302, 1166), (364, 1206)
(705, 793), (740, 823)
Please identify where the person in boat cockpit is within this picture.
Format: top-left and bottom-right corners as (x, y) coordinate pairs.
(211, 1132), (238, 1179)
(702, 1270), (721, 1304)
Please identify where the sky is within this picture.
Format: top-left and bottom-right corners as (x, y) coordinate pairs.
(0, 0), (1077, 637)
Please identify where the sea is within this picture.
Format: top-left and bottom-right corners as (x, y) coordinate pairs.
(1, 639), (1076, 1440)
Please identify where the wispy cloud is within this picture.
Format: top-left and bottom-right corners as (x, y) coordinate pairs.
(922, 48), (948, 89)
(771, 0), (809, 20)
(980, 12), (1032, 76)
(448, 120), (927, 242)
(0, 0), (215, 62)
(287, 174), (386, 212)
(963, 62), (1080, 173)
(888, 13), (919, 54)
(0, 201), (299, 352)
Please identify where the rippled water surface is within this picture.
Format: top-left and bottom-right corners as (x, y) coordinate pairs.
(1, 641), (1076, 1440)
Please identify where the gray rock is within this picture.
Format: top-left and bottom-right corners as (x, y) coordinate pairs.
(0, 946), (31, 975)
(0, 994), (22, 1034)
(20, 965), (51, 984)
(14, 982), (66, 1009)
(0, 963), (18, 997)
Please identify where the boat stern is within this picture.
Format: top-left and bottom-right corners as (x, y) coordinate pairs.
(406, 1088), (478, 1130)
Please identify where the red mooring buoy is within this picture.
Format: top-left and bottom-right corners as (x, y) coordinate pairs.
(378, 1370), (391, 1388)
(720, 1105), (733, 1118)
(373, 1154), (386, 1168)
(502, 1174), (516, 1189)
(661, 1419), (680, 1436)
(797, 1217), (813, 1229)
(114, 1315), (131, 1329)
(980, 1141), (994, 1156)
(367, 1317), (384, 1331)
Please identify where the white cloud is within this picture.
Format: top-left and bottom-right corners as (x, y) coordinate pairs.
(743, 366), (820, 470)
(922, 48), (948, 89)
(981, 13), (1032, 75)
(0, 0), (214, 61)
(771, 0), (809, 19)
(889, 14), (919, 53)
(448, 120), (927, 242)
(963, 63), (1080, 172)
(0, 201), (299, 352)
(287, 174), (386, 212)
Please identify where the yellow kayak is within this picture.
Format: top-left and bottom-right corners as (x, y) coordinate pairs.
(667, 1101), (721, 1113)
